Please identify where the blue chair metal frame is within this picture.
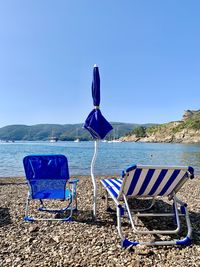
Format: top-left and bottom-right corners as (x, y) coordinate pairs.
(101, 165), (194, 248)
(23, 154), (79, 222)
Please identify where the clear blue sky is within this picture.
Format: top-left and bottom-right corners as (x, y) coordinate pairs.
(0, 1), (200, 127)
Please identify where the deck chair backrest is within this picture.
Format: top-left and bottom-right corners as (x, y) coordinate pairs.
(23, 155), (69, 199)
(118, 165), (194, 199)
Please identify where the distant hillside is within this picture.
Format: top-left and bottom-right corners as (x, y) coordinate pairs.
(121, 109), (200, 144)
(0, 122), (155, 141)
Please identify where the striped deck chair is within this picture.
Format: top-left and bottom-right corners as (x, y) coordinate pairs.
(23, 154), (79, 221)
(101, 165), (194, 247)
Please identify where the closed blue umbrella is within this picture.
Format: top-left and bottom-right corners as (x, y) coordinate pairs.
(84, 65), (113, 218)
(84, 65), (113, 139)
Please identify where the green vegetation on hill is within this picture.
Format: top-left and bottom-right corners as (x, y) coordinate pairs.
(0, 122), (155, 141)
(125, 125), (159, 138)
(146, 124), (169, 135)
(146, 110), (200, 135)
(173, 110), (200, 131)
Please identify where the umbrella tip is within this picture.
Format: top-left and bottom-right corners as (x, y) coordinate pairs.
(94, 64), (98, 68)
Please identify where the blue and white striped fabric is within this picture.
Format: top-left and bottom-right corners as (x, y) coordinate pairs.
(101, 178), (123, 199)
(101, 165), (194, 200)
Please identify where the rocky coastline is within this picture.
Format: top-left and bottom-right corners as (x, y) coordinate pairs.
(120, 110), (200, 144)
(120, 128), (200, 144)
(0, 176), (200, 266)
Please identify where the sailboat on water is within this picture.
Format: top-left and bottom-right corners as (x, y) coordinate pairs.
(74, 128), (80, 142)
(108, 127), (122, 143)
(49, 130), (58, 143)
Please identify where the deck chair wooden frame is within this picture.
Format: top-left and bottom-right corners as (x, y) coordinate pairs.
(101, 164), (194, 248)
(23, 154), (79, 222)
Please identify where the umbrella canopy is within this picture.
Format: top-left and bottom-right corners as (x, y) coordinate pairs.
(84, 65), (113, 139)
(84, 65), (113, 218)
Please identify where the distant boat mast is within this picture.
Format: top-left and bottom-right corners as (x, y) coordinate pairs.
(74, 127), (80, 142)
(49, 129), (58, 143)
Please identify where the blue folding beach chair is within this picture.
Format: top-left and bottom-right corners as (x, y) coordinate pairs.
(23, 154), (79, 221)
(101, 165), (194, 247)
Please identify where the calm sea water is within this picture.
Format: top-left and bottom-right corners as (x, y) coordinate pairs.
(0, 141), (200, 177)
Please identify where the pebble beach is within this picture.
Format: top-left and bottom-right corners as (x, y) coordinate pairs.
(0, 175), (200, 267)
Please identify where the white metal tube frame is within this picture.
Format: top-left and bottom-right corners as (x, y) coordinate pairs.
(91, 140), (98, 218)
(104, 191), (192, 247)
(24, 180), (78, 222)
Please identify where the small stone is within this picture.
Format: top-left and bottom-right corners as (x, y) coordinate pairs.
(6, 258), (12, 264)
(27, 236), (35, 243)
(49, 236), (59, 243)
(29, 225), (40, 233)
(53, 236), (59, 243)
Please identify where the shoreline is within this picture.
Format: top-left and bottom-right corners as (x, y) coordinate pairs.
(119, 138), (200, 145)
(0, 176), (200, 266)
(1, 170), (200, 179)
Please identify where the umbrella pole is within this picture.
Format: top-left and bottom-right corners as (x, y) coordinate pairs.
(91, 140), (98, 219)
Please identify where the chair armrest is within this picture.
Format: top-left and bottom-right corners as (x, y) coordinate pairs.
(68, 179), (79, 196)
(69, 178), (79, 184)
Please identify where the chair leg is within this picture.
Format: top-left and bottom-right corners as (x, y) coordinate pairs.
(105, 190), (116, 212)
(71, 186), (78, 211)
(116, 205), (126, 241)
(38, 199), (45, 211)
(24, 195), (74, 221)
(24, 193), (35, 222)
(105, 190), (108, 209)
(174, 196), (192, 245)
(24, 195), (30, 221)
(73, 194), (78, 211)
(116, 195), (193, 248)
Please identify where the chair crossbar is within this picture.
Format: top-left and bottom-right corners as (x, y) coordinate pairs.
(135, 213), (185, 217)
